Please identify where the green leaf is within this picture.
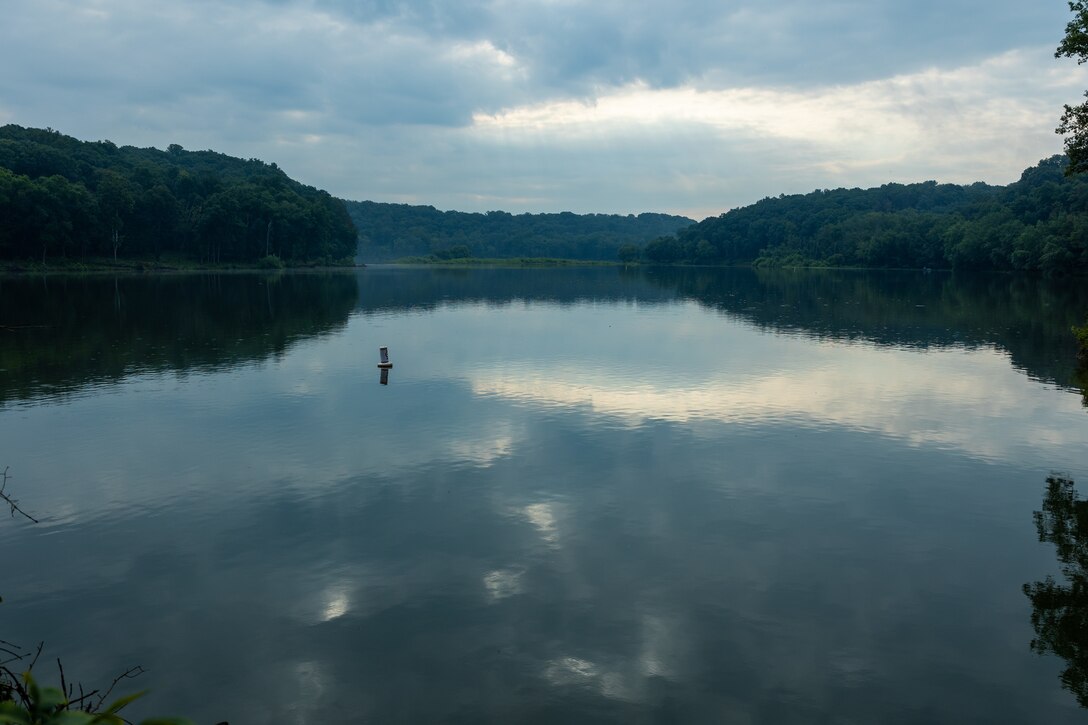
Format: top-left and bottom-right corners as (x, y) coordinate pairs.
(0, 700), (30, 725)
(98, 690), (147, 715)
(22, 673), (40, 706)
(86, 715), (124, 725)
(45, 712), (97, 725)
(138, 719), (197, 725)
(35, 687), (67, 711)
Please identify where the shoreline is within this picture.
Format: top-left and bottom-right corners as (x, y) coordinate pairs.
(3, 257), (1076, 276)
(0, 257), (364, 276)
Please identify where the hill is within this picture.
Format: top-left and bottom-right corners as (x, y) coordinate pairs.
(6, 124), (1086, 273)
(638, 156), (1088, 274)
(0, 125), (357, 265)
(344, 200), (694, 262)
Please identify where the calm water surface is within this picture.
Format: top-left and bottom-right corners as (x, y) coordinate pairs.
(1, 267), (1087, 724)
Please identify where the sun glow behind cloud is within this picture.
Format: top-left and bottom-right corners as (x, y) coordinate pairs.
(2, 0), (1084, 215)
(470, 48), (1088, 193)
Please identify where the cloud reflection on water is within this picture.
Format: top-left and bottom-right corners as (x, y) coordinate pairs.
(522, 502), (561, 547)
(483, 568), (525, 601)
(470, 342), (1086, 466)
(2, 271), (1087, 723)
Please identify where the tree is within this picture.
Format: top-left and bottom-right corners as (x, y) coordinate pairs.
(1074, 315), (1088, 368)
(642, 235), (685, 263)
(1057, 1), (1088, 174)
(133, 185), (179, 261)
(0, 124), (361, 266)
(616, 243), (640, 263)
(96, 171), (134, 261)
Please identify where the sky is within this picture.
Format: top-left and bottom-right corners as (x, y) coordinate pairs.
(2, 0), (1087, 220)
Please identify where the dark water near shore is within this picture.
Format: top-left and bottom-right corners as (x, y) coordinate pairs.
(1, 267), (1087, 723)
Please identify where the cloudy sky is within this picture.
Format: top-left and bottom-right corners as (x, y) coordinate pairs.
(1, 0), (1086, 219)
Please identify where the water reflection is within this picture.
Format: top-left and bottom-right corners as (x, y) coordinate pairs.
(2, 268), (1086, 407)
(1025, 474), (1088, 707)
(1075, 366), (1088, 409)
(0, 272), (357, 406)
(353, 266), (1088, 392)
(2, 268), (1087, 723)
(639, 267), (1087, 389)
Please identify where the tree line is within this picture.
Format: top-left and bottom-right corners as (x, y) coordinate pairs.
(633, 156), (1088, 274)
(7, 123), (1088, 273)
(344, 199), (694, 261)
(0, 125), (357, 265)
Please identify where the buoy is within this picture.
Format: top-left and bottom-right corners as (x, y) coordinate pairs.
(377, 346), (393, 369)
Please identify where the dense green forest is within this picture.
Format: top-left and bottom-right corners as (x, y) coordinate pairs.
(344, 199), (694, 261)
(5, 124), (1088, 273)
(0, 125), (357, 265)
(637, 156), (1088, 273)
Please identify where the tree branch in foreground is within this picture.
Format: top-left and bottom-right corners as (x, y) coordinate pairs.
(0, 467), (39, 524)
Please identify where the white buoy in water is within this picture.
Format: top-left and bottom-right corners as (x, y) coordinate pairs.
(377, 346), (393, 369)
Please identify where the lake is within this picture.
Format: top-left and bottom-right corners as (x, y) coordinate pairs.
(2, 266), (1087, 724)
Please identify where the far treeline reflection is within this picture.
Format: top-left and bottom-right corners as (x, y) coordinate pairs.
(0, 266), (1085, 407)
(356, 266), (1088, 392)
(0, 272), (358, 404)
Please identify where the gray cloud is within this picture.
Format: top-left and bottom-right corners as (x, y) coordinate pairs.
(0, 0), (1082, 215)
(4, 0), (1070, 125)
(291, 0), (1070, 91)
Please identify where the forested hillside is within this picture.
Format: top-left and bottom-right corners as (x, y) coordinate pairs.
(344, 200), (694, 261)
(639, 156), (1088, 273)
(0, 125), (357, 264)
(7, 124), (1087, 273)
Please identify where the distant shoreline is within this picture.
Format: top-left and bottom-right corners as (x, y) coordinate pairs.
(0, 256), (619, 274)
(0, 256), (363, 275)
(6, 256), (1075, 276)
(387, 256), (620, 267)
